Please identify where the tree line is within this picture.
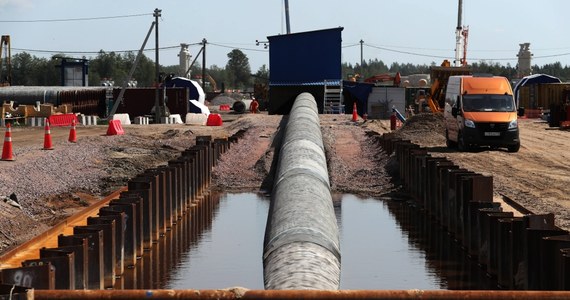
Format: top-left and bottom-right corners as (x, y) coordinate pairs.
(6, 50), (570, 89)
(7, 49), (267, 91)
(344, 59), (570, 82)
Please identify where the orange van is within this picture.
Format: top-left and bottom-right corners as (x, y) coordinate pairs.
(444, 74), (520, 152)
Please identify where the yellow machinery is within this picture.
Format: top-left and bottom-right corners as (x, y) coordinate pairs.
(426, 60), (470, 112)
(205, 74), (218, 92)
(0, 35), (11, 86)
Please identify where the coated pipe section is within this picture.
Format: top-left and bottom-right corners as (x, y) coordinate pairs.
(263, 92), (340, 290)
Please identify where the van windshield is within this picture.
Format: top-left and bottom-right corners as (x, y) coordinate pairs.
(462, 94), (515, 112)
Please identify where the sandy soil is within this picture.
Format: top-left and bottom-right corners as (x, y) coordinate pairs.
(1, 109), (569, 255)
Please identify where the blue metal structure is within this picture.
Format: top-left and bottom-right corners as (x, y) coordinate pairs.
(267, 27), (343, 114)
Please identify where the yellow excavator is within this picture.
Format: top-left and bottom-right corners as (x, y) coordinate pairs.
(205, 74), (219, 92)
(426, 59), (470, 112)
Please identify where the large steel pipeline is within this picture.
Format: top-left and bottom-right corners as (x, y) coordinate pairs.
(263, 92), (340, 290)
(0, 86), (106, 105)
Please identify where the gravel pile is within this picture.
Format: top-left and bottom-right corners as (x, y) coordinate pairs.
(0, 128), (197, 253)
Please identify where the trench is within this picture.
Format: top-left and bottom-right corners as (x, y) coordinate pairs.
(119, 192), (494, 290)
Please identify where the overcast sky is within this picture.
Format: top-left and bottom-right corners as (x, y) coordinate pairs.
(1, 0), (569, 73)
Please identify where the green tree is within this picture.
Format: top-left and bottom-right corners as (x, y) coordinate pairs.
(225, 49), (251, 89)
(253, 64), (269, 84)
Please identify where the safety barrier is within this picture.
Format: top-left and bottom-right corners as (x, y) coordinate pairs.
(48, 114), (79, 127)
(106, 120), (125, 136)
(375, 132), (570, 290)
(0, 133), (238, 293)
(206, 114), (223, 126)
(112, 113), (131, 125)
(185, 113), (208, 126)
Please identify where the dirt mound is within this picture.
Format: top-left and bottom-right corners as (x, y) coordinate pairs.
(392, 113), (446, 146)
(210, 94), (240, 106)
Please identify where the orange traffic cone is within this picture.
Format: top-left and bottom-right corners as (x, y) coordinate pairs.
(68, 120), (77, 143)
(1, 123), (15, 161)
(43, 119), (54, 150)
(352, 102), (358, 122)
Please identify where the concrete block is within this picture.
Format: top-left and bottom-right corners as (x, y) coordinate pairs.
(134, 116), (149, 125)
(80, 115), (99, 126)
(27, 117), (46, 127)
(112, 113), (131, 125)
(185, 113), (208, 126)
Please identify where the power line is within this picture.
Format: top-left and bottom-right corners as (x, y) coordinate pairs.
(342, 43), (360, 48)
(208, 42), (268, 53)
(11, 44), (201, 55)
(348, 41), (570, 53)
(363, 43), (570, 62)
(365, 43), (453, 60)
(0, 13), (153, 23)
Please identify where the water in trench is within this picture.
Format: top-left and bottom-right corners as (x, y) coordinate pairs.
(148, 192), (495, 290)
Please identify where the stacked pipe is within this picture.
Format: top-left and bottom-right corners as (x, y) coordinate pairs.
(263, 92), (341, 290)
(375, 133), (570, 290)
(0, 134), (238, 292)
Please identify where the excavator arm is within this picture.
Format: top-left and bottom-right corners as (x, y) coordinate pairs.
(427, 78), (441, 112)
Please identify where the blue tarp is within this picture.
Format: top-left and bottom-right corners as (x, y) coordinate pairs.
(513, 74), (561, 106)
(343, 80), (374, 106)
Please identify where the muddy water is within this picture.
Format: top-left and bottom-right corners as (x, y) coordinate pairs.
(145, 192), (494, 290)
(165, 193), (269, 290)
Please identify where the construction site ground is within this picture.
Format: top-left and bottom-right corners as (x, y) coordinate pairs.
(0, 111), (569, 257)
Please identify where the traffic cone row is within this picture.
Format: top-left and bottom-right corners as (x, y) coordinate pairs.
(1, 119), (79, 161)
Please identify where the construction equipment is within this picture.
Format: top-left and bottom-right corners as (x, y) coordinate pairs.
(205, 74), (218, 92)
(426, 60), (470, 113)
(0, 35), (11, 87)
(425, 0), (471, 113)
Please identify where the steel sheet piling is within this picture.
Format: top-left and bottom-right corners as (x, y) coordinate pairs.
(70, 230), (104, 290)
(126, 181), (153, 249)
(57, 235), (89, 290)
(96, 210), (127, 276)
(29, 249), (75, 290)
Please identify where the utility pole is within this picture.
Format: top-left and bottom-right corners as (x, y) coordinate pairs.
(360, 39), (364, 68)
(201, 38), (207, 91)
(154, 8), (162, 123)
(284, 0), (291, 34)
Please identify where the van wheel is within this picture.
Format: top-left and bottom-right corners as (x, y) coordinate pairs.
(445, 130), (457, 148)
(458, 132), (471, 152)
(507, 143), (520, 153)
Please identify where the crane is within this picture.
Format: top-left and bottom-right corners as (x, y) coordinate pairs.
(424, 0), (471, 112)
(0, 35), (11, 86)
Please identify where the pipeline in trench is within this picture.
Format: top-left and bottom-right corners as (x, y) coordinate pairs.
(4, 91), (570, 297)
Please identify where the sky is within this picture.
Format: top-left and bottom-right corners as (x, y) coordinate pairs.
(2, 0), (570, 74)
